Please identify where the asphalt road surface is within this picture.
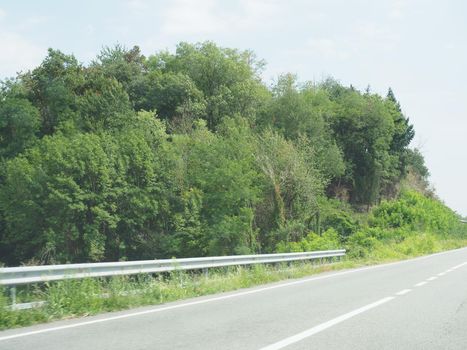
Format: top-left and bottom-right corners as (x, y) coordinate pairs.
(1, 247), (467, 349)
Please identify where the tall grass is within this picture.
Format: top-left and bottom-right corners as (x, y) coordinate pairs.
(2, 232), (467, 331)
(0, 259), (354, 330)
(2, 189), (467, 330)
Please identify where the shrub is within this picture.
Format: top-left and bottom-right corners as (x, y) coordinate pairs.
(345, 230), (379, 258)
(319, 199), (359, 239)
(46, 279), (105, 317)
(276, 228), (341, 252)
(370, 190), (461, 234)
(0, 286), (47, 330)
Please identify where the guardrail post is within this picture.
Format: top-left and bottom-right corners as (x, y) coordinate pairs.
(10, 285), (16, 308)
(1, 250), (346, 301)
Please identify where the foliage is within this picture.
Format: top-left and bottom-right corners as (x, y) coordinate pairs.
(21, 49), (84, 135)
(276, 228), (341, 252)
(145, 41), (269, 129)
(254, 129), (324, 249)
(401, 148), (432, 195)
(0, 260), (361, 330)
(0, 41), (462, 267)
(370, 190), (461, 234)
(0, 286), (47, 329)
(318, 199), (360, 239)
(0, 117), (172, 264)
(0, 97), (40, 159)
(345, 190), (467, 258)
(258, 74), (344, 181)
(169, 117), (261, 256)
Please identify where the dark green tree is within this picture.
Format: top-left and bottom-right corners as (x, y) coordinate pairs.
(0, 97), (40, 159)
(21, 49), (84, 135)
(148, 42), (269, 129)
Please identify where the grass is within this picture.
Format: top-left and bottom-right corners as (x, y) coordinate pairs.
(1, 236), (467, 331)
(350, 235), (467, 264)
(0, 259), (354, 330)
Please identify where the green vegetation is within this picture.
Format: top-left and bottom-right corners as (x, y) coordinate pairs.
(2, 223), (467, 331)
(1, 191), (466, 331)
(1, 41), (466, 329)
(0, 263), (344, 329)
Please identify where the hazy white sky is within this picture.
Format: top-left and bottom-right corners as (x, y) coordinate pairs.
(0, 0), (466, 215)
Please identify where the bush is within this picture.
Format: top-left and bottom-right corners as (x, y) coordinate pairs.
(46, 279), (105, 317)
(0, 286), (47, 330)
(276, 228), (341, 252)
(371, 190), (461, 234)
(396, 234), (438, 256)
(319, 199), (359, 239)
(345, 230), (379, 258)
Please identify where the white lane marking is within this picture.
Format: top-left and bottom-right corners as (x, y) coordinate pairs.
(446, 269), (454, 273)
(258, 259), (467, 350)
(259, 297), (395, 350)
(396, 289), (412, 296)
(451, 262), (467, 270)
(1, 253), (466, 342)
(437, 272), (446, 276)
(0, 264), (416, 342)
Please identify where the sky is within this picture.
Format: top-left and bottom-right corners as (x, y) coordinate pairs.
(0, 0), (466, 215)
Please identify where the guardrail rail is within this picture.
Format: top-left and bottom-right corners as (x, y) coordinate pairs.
(1, 249), (346, 310)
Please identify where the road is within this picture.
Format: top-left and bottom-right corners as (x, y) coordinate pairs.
(1, 247), (467, 349)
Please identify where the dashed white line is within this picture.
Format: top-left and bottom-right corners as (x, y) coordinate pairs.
(260, 260), (467, 349)
(1, 257), (441, 342)
(1, 253), (465, 344)
(451, 262), (467, 270)
(259, 297), (395, 350)
(396, 289), (412, 296)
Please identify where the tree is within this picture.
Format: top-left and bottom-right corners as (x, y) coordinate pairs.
(0, 114), (172, 265)
(169, 118), (261, 255)
(258, 74), (344, 181)
(326, 84), (396, 206)
(0, 42), (429, 266)
(77, 71), (134, 132)
(0, 97), (40, 158)
(21, 49), (84, 135)
(403, 148), (431, 195)
(254, 130), (324, 250)
(131, 71), (206, 132)
(147, 42), (269, 129)
(386, 88), (415, 171)
(93, 44), (146, 97)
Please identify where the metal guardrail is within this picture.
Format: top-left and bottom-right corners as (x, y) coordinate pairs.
(1, 250), (345, 286)
(1, 250), (345, 310)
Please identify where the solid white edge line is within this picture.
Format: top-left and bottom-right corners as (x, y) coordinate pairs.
(0, 262), (393, 342)
(427, 276), (438, 281)
(258, 297), (395, 350)
(1, 249), (466, 342)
